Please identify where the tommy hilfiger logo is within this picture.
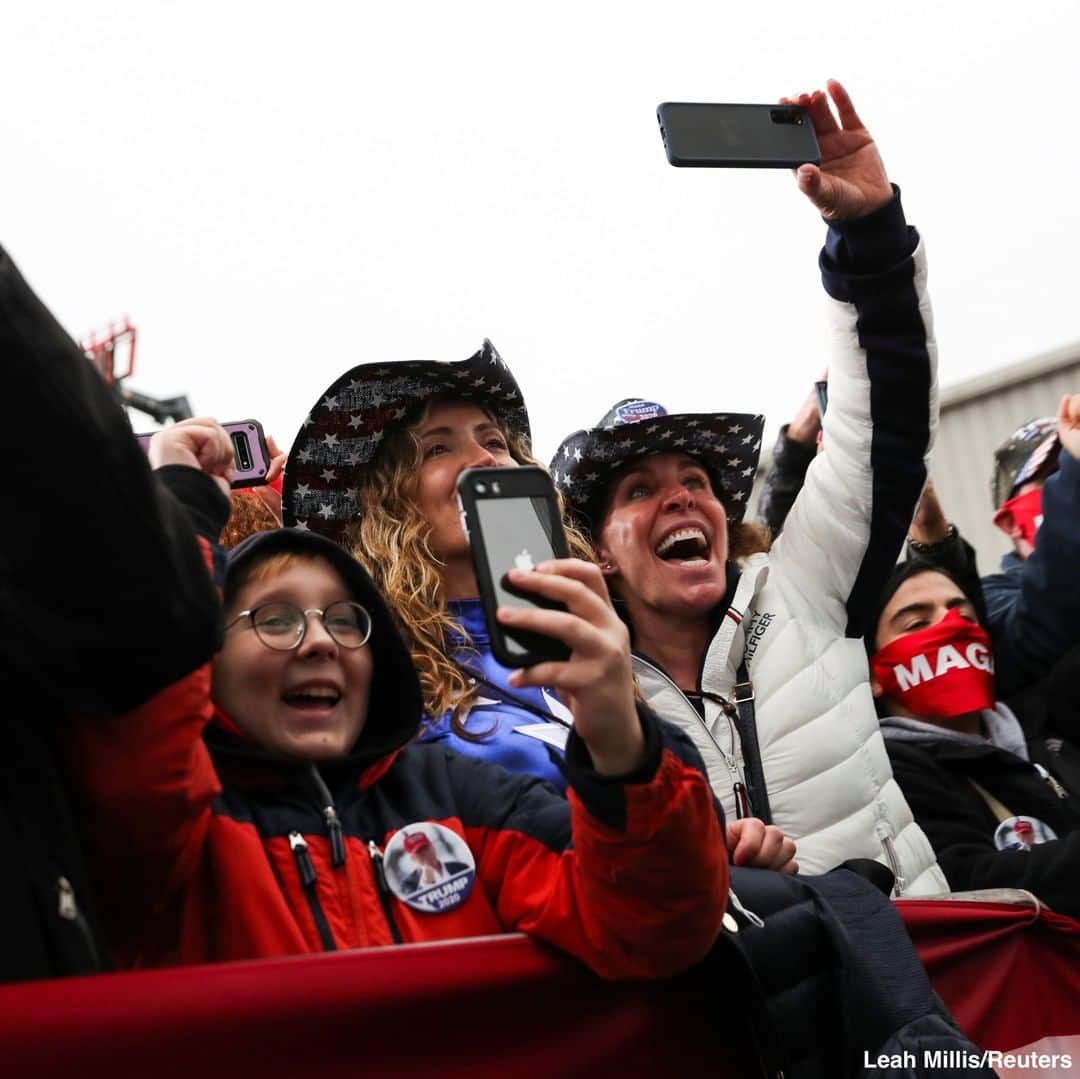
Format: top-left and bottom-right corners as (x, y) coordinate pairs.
(743, 612), (774, 664)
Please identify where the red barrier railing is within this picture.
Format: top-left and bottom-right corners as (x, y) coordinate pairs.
(0, 933), (757, 1079)
(897, 899), (1080, 1053)
(2, 901), (1078, 1078)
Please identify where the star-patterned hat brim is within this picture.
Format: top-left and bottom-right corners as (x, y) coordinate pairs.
(283, 340), (530, 544)
(550, 407), (765, 529)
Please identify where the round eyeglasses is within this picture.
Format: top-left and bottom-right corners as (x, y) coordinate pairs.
(225, 601), (373, 651)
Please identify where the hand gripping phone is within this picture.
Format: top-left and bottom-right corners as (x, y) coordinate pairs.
(456, 466), (572, 668)
(135, 419), (271, 488)
(657, 102), (821, 168)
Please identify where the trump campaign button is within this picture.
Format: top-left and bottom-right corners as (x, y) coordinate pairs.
(382, 822), (477, 914)
(993, 815), (1057, 852)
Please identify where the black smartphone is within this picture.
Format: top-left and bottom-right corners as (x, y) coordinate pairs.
(657, 102), (821, 168)
(456, 466), (572, 669)
(814, 380), (829, 417)
(135, 419), (272, 488)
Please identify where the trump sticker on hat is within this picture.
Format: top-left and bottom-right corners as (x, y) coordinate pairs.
(383, 822), (476, 913)
(613, 400), (667, 425)
(993, 815), (1057, 852)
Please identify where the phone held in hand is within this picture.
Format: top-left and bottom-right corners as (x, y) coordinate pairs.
(135, 420), (272, 489)
(814, 380), (829, 417)
(456, 466), (572, 669)
(657, 102), (821, 168)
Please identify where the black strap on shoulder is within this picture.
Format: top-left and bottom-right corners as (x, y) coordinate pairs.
(732, 663), (773, 825)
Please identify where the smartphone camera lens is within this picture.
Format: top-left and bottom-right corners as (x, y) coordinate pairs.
(771, 107), (801, 125)
(231, 432), (253, 471)
(492, 481), (501, 495)
(475, 482), (487, 495)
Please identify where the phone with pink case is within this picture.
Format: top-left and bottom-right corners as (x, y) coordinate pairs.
(135, 419), (271, 488)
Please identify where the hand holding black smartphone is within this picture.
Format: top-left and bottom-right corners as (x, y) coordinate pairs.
(657, 102), (821, 168)
(136, 420), (271, 489)
(456, 466), (572, 669)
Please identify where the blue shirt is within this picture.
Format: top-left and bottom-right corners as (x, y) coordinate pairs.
(418, 599), (570, 791)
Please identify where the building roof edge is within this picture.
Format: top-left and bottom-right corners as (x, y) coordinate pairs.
(942, 341), (1080, 412)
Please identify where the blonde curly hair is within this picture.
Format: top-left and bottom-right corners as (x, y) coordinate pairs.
(346, 398), (592, 738)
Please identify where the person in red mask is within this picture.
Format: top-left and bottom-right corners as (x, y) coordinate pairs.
(991, 415), (1063, 560)
(896, 396), (1080, 699)
(869, 560), (1080, 916)
(977, 397), (1080, 695)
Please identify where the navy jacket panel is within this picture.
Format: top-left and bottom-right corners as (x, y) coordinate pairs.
(725, 867), (988, 1079)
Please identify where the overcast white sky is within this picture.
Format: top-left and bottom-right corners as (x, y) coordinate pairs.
(2, 1), (1077, 462)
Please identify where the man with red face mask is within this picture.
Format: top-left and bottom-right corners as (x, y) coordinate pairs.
(870, 560), (1080, 916)
(979, 395), (1080, 695)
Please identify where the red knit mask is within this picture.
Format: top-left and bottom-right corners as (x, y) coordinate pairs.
(993, 487), (1044, 548)
(872, 609), (996, 718)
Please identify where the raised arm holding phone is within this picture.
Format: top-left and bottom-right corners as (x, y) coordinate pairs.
(553, 80), (947, 892)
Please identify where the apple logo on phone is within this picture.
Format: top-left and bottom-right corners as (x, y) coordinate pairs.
(513, 549), (535, 572)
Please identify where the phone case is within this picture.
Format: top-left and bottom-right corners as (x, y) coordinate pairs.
(223, 420), (271, 488)
(456, 466), (572, 669)
(134, 419), (271, 489)
(657, 102), (821, 168)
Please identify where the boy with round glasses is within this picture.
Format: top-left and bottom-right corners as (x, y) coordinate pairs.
(227, 600), (373, 652)
(69, 417), (728, 976)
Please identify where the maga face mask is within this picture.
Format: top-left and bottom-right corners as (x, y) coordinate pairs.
(993, 487), (1044, 548)
(872, 608), (996, 718)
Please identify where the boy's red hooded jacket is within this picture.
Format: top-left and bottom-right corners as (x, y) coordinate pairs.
(71, 472), (728, 979)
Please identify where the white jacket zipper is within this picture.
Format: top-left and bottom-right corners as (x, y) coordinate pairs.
(880, 834), (907, 896)
(634, 655), (744, 787)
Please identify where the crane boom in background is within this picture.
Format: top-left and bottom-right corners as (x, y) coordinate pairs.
(81, 318), (194, 426)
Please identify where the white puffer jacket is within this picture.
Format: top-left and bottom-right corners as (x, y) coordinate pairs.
(636, 201), (948, 895)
